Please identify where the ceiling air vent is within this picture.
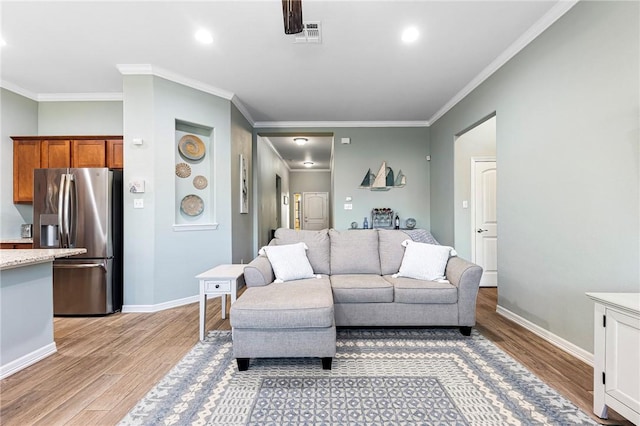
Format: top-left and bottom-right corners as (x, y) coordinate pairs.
(294, 21), (321, 44)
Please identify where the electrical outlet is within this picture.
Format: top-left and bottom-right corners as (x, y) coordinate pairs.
(134, 199), (144, 209)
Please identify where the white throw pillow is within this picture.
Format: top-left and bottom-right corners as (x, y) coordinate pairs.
(394, 239), (457, 281)
(259, 242), (316, 283)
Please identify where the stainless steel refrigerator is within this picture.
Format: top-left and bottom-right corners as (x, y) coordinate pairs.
(33, 168), (123, 315)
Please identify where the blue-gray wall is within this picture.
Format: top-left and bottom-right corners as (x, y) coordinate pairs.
(429, 1), (639, 352)
(122, 75), (235, 307)
(255, 126), (430, 235)
(0, 89), (39, 236)
(38, 101), (123, 135)
(231, 104), (254, 264)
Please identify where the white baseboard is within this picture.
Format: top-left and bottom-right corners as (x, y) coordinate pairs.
(496, 304), (594, 366)
(122, 295), (199, 313)
(0, 342), (57, 380)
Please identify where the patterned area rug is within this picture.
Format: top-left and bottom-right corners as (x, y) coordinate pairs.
(120, 329), (596, 425)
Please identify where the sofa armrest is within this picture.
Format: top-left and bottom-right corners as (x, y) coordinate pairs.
(243, 255), (275, 287)
(445, 256), (483, 326)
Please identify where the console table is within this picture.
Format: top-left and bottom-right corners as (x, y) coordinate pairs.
(196, 264), (245, 341)
(586, 292), (640, 425)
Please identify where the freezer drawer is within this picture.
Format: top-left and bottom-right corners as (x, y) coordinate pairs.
(53, 259), (113, 315)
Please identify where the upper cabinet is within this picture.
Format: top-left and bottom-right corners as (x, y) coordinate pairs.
(11, 135), (123, 204)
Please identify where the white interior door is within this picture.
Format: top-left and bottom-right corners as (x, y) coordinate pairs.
(302, 192), (328, 230)
(472, 159), (497, 286)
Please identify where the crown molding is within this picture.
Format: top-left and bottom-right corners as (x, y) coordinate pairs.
(117, 64), (234, 100)
(428, 0), (579, 125)
(261, 136), (291, 172)
(254, 120), (430, 129)
(230, 95), (256, 127)
(0, 80), (38, 101)
(38, 92), (123, 102)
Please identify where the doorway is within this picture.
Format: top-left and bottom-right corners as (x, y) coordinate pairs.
(275, 174), (282, 229)
(454, 115), (497, 287)
(302, 192), (329, 230)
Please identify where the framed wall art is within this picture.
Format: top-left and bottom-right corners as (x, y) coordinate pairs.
(240, 154), (249, 214)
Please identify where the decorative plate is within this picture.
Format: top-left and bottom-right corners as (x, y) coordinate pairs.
(178, 134), (206, 161)
(175, 162), (191, 178)
(405, 217), (417, 229)
(193, 175), (208, 190)
(180, 194), (204, 216)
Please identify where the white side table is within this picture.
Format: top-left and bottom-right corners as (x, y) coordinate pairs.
(196, 264), (245, 341)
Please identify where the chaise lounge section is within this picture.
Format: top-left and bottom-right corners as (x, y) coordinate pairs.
(230, 228), (483, 370)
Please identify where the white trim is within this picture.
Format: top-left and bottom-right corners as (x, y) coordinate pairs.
(0, 80), (39, 101)
(428, 0), (579, 125)
(496, 304), (594, 366)
(0, 343), (57, 380)
(255, 120), (430, 129)
(122, 295), (198, 313)
(117, 64), (234, 100)
(470, 156), (496, 267)
(231, 95), (256, 126)
(38, 92), (123, 102)
(172, 223), (219, 232)
(261, 136), (292, 172)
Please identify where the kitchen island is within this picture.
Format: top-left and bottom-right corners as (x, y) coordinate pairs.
(0, 248), (86, 379)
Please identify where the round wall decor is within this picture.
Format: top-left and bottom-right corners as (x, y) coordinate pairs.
(180, 194), (204, 216)
(175, 162), (191, 178)
(178, 134), (206, 161)
(193, 175), (208, 190)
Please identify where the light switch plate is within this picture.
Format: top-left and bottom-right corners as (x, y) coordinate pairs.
(344, 203), (353, 210)
(134, 199), (144, 209)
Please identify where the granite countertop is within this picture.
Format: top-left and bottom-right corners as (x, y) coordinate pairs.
(0, 248), (87, 270)
(1, 238), (34, 244)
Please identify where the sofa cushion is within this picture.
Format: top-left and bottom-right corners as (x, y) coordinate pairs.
(378, 229), (409, 275)
(329, 229), (381, 275)
(230, 278), (334, 329)
(260, 242), (315, 282)
(275, 228), (330, 275)
(395, 240), (455, 281)
(384, 275), (458, 304)
(330, 274), (393, 303)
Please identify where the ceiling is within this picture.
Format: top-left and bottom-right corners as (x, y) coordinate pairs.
(264, 135), (333, 170)
(0, 1), (572, 169)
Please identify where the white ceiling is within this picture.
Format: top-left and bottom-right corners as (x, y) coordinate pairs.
(264, 135), (333, 170)
(1, 0), (572, 126)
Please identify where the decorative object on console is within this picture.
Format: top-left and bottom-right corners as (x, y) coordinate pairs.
(350, 221), (358, 229)
(372, 208), (393, 229)
(405, 217), (417, 229)
(362, 217), (368, 229)
(359, 161), (406, 191)
(175, 162), (191, 178)
(178, 134), (206, 161)
(282, 0), (303, 34)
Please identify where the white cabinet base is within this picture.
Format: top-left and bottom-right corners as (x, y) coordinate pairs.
(587, 292), (640, 425)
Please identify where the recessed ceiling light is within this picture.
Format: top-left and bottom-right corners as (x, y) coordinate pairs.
(401, 27), (419, 43)
(194, 29), (213, 44)
(303, 161), (314, 167)
(294, 137), (308, 146)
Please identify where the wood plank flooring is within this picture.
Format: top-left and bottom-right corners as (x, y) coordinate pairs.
(0, 288), (632, 425)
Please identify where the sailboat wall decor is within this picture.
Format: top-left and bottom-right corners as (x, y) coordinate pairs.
(359, 161), (406, 191)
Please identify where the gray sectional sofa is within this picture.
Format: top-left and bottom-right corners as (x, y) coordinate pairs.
(230, 228), (483, 371)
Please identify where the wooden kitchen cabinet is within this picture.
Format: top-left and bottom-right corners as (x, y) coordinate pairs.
(41, 140), (72, 168)
(106, 139), (124, 169)
(11, 135), (123, 204)
(0, 243), (33, 249)
(12, 139), (41, 203)
(72, 139), (107, 167)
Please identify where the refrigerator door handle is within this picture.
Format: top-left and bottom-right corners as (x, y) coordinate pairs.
(57, 173), (66, 247)
(62, 173), (71, 247)
(54, 262), (107, 271)
(67, 174), (77, 247)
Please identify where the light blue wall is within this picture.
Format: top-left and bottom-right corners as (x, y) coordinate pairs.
(429, 1), (639, 352)
(255, 127), (430, 234)
(255, 137), (290, 248)
(0, 89), (38, 236)
(38, 101), (123, 135)
(122, 75), (234, 306)
(231, 104), (254, 264)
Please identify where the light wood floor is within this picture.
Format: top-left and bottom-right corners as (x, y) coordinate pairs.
(0, 288), (632, 425)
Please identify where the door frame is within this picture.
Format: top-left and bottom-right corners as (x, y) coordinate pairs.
(470, 156), (497, 285)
